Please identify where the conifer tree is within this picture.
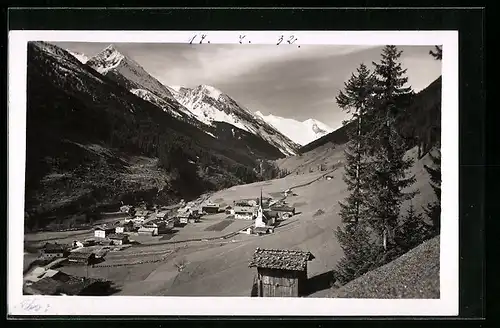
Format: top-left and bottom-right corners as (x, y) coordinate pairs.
(366, 45), (417, 251)
(423, 47), (442, 235)
(333, 221), (383, 285)
(336, 63), (376, 226)
(424, 146), (441, 235)
(333, 64), (379, 285)
(395, 204), (433, 253)
(429, 45), (443, 60)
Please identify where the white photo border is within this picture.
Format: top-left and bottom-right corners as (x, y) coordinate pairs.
(8, 30), (459, 317)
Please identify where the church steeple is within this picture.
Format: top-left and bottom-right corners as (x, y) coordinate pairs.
(260, 188), (263, 208)
(255, 187), (265, 228)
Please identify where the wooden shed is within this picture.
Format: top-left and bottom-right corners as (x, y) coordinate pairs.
(249, 248), (315, 297)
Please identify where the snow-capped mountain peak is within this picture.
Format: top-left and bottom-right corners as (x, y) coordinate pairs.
(199, 84), (222, 100)
(87, 45), (125, 74)
(303, 118), (331, 135)
(66, 50), (89, 64)
(170, 86), (299, 156)
(256, 112), (334, 146)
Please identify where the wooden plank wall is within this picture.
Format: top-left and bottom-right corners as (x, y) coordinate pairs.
(258, 268), (300, 297)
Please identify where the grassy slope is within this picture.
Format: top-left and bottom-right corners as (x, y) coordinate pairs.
(330, 236), (440, 298)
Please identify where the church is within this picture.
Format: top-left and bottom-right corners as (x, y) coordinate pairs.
(253, 189), (276, 235)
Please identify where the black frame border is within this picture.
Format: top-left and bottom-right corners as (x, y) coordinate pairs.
(5, 7), (486, 323)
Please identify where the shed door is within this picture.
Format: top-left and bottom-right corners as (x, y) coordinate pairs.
(261, 273), (298, 297)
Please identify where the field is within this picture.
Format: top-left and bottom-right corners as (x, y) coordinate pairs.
(23, 146), (436, 297)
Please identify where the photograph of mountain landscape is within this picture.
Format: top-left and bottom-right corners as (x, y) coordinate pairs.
(22, 40), (443, 299)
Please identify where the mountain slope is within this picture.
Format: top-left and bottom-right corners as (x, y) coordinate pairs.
(86, 45), (192, 120)
(256, 111), (334, 146)
(24, 41), (279, 228)
(171, 85), (300, 156)
(67, 50), (89, 64)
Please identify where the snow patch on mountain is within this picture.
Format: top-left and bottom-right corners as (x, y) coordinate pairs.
(130, 89), (182, 118)
(171, 85), (299, 156)
(255, 111), (334, 146)
(200, 84), (222, 100)
(87, 45), (176, 102)
(67, 50), (89, 64)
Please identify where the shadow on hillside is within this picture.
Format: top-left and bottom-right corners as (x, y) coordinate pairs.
(303, 271), (336, 296)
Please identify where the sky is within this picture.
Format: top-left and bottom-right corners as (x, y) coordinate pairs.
(54, 42), (442, 129)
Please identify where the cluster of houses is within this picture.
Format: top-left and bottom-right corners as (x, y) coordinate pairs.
(224, 189), (297, 236)
(23, 262), (113, 296)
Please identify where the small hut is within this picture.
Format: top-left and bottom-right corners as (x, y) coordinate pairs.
(249, 248), (315, 297)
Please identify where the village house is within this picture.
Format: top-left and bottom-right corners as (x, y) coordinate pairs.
(249, 248), (315, 297)
(269, 205), (296, 219)
(176, 210), (194, 225)
(24, 267), (68, 284)
(83, 238), (96, 247)
(134, 210), (150, 221)
(156, 211), (168, 220)
(108, 233), (129, 245)
(67, 251), (98, 266)
(233, 206), (256, 220)
(224, 205), (234, 215)
(156, 220), (174, 234)
(94, 226), (115, 239)
(120, 204), (134, 214)
(40, 243), (70, 260)
(138, 226), (158, 236)
(234, 198), (258, 207)
(202, 203), (220, 214)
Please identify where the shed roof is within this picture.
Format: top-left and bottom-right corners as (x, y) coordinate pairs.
(43, 243), (69, 253)
(58, 276), (104, 295)
(135, 210), (149, 217)
(234, 206), (255, 214)
(27, 276), (61, 295)
(249, 248), (315, 271)
(138, 227), (157, 232)
(68, 252), (94, 260)
(176, 211), (192, 218)
(270, 206), (295, 212)
(108, 233), (128, 240)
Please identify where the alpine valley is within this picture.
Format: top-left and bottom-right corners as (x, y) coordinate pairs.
(24, 42), (334, 226)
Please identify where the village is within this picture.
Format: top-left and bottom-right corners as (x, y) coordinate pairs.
(23, 175), (312, 297)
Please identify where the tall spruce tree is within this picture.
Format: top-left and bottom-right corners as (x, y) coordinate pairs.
(423, 46), (442, 235)
(333, 64), (379, 284)
(367, 45), (417, 251)
(336, 63), (376, 226)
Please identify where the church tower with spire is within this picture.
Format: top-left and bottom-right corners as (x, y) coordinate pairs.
(254, 188), (265, 228)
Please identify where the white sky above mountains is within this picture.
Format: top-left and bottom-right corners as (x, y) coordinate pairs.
(54, 42), (442, 128)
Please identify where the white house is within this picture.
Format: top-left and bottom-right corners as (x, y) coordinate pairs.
(138, 226), (158, 236)
(234, 206), (255, 220)
(94, 229), (106, 239)
(115, 226), (124, 234)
